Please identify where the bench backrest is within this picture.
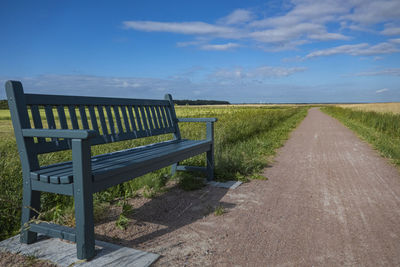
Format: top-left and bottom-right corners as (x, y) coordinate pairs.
(6, 81), (181, 155)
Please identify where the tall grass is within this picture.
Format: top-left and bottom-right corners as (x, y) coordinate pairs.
(0, 105), (308, 241)
(322, 106), (400, 166)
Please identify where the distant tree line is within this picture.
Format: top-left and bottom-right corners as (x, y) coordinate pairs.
(0, 100), (8, 109)
(174, 99), (230, 105)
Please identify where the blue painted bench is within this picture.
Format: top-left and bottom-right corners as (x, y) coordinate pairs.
(5, 80), (216, 260)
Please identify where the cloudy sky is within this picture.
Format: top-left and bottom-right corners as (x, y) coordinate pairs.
(1, 0), (400, 103)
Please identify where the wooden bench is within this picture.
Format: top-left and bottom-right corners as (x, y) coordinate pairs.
(5, 80), (217, 260)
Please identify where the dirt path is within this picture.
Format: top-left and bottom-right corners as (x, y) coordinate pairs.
(96, 108), (400, 266)
(207, 107), (400, 266)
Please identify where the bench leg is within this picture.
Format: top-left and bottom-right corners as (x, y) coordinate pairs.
(74, 189), (95, 260)
(20, 186), (41, 244)
(206, 122), (215, 181)
(72, 139), (95, 260)
(206, 148), (214, 181)
(171, 163), (178, 176)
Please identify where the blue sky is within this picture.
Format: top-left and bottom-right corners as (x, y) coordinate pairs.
(1, 0), (400, 103)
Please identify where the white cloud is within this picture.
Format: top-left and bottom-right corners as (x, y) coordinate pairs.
(123, 1), (400, 52)
(248, 66), (307, 78)
(382, 26), (400, 36)
(123, 21), (242, 39)
(305, 42), (399, 59)
(200, 43), (240, 51)
(343, 0), (400, 25)
(308, 32), (350, 41)
(306, 43), (367, 58)
(211, 65), (307, 81)
(355, 68), (400, 76)
(376, 88), (389, 93)
(250, 23), (346, 43)
(218, 9), (254, 25)
(389, 38), (400, 44)
(250, 1), (348, 28)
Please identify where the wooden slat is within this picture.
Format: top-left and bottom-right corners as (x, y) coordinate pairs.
(126, 106), (136, 132)
(31, 139), (197, 182)
(31, 162), (72, 180)
(120, 106), (131, 132)
(36, 164), (73, 184)
(68, 105), (79, 129)
(91, 140), (193, 167)
(57, 106), (68, 129)
(79, 105), (89, 129)
(164, 106), (174, 128)
(44, 105), (56, 129)
(69, 140), (208, 184)
(133, 106), (143, 131)
(150, 106), (159, 129)
(105, 106), (116, 135)
(32, 139), (70, 154)
(93, 141), (210, 184)
(139, 106), (149, 131)
(30, 105), (45, 143)
(160, 106), (169, 128)
(31, 125), (175, 154)
(31, 179), (73, 195)
(113, 106), (124, 133)
(155, 106), (164, 128)
(145, 106), (154, 130)
(26, 93), (170, 106)
(44, 105), (57, 142)
(97, 106), (108, 136)
(88, 106), (99, 133)
(29, 222), (76, 242)
(31, 140), (182, 179)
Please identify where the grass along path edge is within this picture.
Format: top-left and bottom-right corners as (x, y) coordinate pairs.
(321, 106), (400, 167)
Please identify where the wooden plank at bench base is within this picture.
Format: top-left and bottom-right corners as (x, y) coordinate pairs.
(29, 222), (76, 242)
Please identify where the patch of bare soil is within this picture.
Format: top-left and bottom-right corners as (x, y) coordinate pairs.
(94, 182), (234, 266)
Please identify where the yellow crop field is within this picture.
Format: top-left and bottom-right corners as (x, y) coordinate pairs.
(337, 103), (400, 114)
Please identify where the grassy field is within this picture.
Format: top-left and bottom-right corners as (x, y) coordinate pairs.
(0, 105), (308, 241)
(321, 105), (400, 167)
(336, 103), (400, 114)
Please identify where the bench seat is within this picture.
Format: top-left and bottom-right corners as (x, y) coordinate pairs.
(31, 139), (212, 184)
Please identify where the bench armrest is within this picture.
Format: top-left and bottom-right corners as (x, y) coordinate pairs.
(177, 118), (218, 123)
(22, 129), (98, 139)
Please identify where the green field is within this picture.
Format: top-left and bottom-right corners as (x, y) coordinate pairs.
(0, 105), (308, 241)
(321, 106), (400, 167)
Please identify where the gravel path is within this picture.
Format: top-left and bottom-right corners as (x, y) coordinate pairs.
(203, 107), (400, 266)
